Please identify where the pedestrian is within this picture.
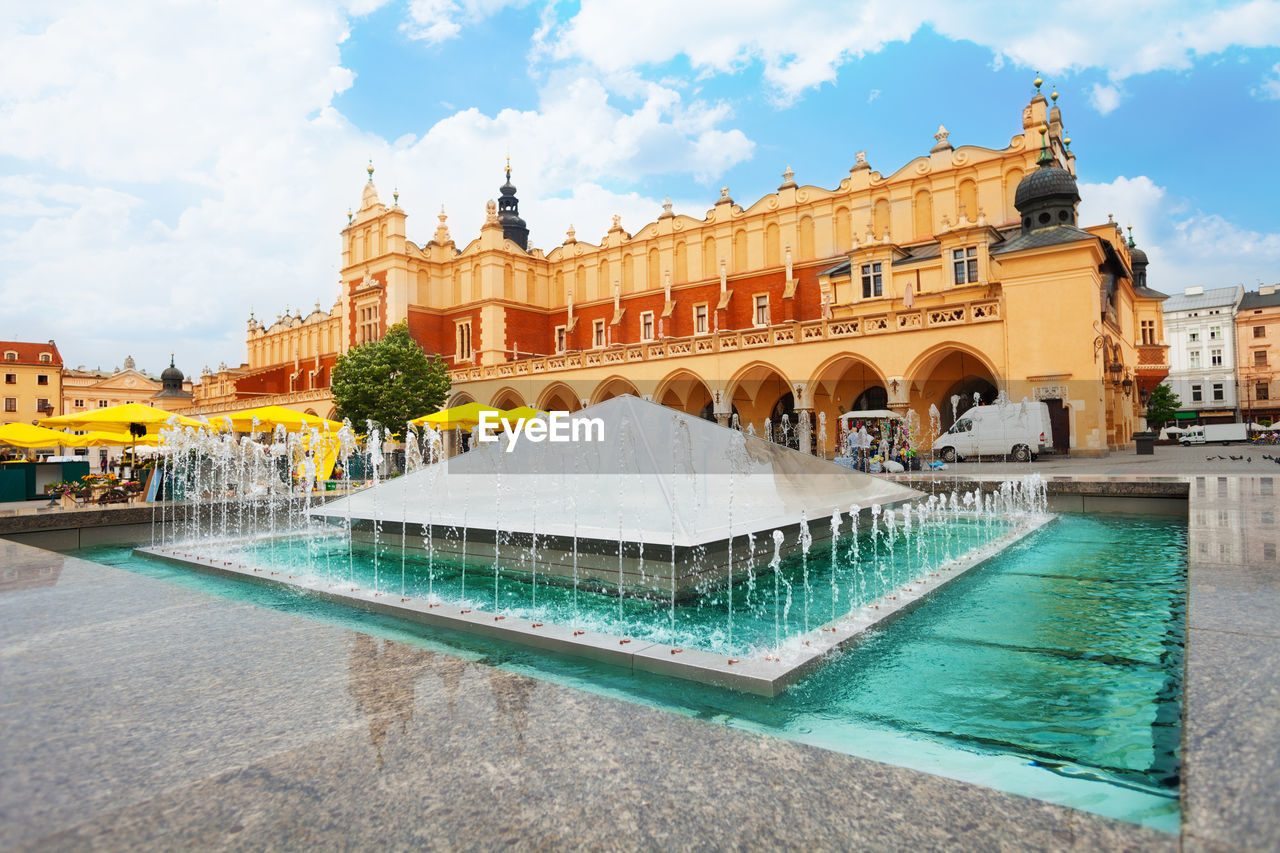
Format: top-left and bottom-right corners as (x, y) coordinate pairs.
(99, 454), (107, 474)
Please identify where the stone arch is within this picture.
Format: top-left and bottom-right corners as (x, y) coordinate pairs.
(647, 248), (660, 290)
(958, 178), (978, 223)
(798, 215), (815, 259)
(732, 229), (747, 272)
(726, 361), (792, 434)
(872, 197), (891, 238)
(765, 222), (780, 267)
(807, 353), (890, 455)
(834, 206), (851, 252)
(536, 381), (583, 413)
(654, 369), (716, 420)
(702, 236), (717, 277)
(905, 343), (1002, 432)
(913, 188), (933, 239)
(489, 386), (526, 410)
(674, 240), (688, 281)
(590, 375), (643, 405)
(1004, 167), (1024, 223)
(445, 390), (476, 409)
(325, 407), (338, 420)
(622, 253), (635, 294)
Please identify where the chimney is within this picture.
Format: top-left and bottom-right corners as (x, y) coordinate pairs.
(1184, 286), (1204, 296)
(1261, 284), (1277, 296)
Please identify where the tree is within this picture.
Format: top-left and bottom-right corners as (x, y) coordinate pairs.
(331, 322), (451, 435)
(1145, 383), (1180, 428)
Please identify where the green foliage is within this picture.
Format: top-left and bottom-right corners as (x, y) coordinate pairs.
(330, 322), (451, 436)
(1145, 383), (1180, 427)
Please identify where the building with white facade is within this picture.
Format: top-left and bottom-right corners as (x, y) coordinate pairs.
(1163, 285), (1245, 424)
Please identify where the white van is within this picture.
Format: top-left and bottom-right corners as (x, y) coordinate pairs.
(932, 402), (1049, 463)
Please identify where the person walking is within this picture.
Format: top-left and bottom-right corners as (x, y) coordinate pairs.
(99, 454), (107, 474)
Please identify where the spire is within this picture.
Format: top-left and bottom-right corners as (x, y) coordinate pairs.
(366, 159), (374, 183)
(496, 161), (528, 250)
(1127, 225), (1135, 249)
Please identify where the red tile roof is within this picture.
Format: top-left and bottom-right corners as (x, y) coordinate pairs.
(0, 340), (63, 367)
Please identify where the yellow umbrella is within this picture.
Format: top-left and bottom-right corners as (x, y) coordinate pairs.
(41, 403), (204, 435)
(411, 402), (515, 430)
(63, 430), (160, 447)
(0, 422), (79, 449)
(209, 405), (345, 434)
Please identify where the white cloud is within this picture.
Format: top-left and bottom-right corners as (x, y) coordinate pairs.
(0, 1), (754, 373)
(1088, 83), (1124, 115)
(401, 0), (530, 44)
(1080, 175), (1280, 292)
(1254, 61), (1280, 98)
(542, 0), (1280, 101)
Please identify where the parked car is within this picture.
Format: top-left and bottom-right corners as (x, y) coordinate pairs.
(932, 402), (1049, 462)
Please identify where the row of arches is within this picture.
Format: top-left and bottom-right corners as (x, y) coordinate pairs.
(448, 345), (1007, 455)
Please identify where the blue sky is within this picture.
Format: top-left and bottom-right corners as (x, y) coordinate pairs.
(1, 0), (1279, 375)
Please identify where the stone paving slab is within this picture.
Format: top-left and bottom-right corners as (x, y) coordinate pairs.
(0, 540), (1173, 852)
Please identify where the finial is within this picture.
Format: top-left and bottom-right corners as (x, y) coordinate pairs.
(661, 196), (673, 216)
(505, 155), (511, 183)
(1033, 71), (1042, 93)
(565, 224), (576, 242)
(1127, 225), (1135, 248)
(1037, 123), (1052, 167)
(782, 164), (794, 182)
(347, 208), (353, 224)
(367, 159), (374, 182)
(393, 187), (399, 206)
(169, 352), (175, 367)
(1108, 213), (1114, 224)
(720, 187), (730, 201)
(1051, 87), (1058, 103)
(1063, 129), (1071, 149)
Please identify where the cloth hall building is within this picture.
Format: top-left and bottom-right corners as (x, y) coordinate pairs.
(184, 84), (1169, 456)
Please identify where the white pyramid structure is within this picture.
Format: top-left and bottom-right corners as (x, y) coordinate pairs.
(310, 395), (920, 598)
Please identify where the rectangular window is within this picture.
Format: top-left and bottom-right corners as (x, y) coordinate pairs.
(3, 397), (14, 412)
(98, 400), (108, 408)
(754, 294), (770, 326)
(3, 374), (13, 384)
(37, 374), (48, 386)
(693, 304), (708, 335)
(1189, 350), (1201, 368)
(554, 325), (566, 354)
(1212, 383), (1224, 402)
(1189, 330), (1199, 343)
(1259, 382), (1271, 401)
(640, 311), (655, 342)
(1211, 348), (1223, 367)
(74, 399), (84, 408)
(1191, 384), (1203, 403)
(455, 321), (472, 362)
(3, 352), (15, 361)
(860, 262), (883, 298)
(1140, 320), (1155, 345)
(36, 398), (49, 411)
(952, 247), (978, 284)
(1256, 350), (1269, 367)
(1209, 326), (1221, 340)
(1255, 325), (1267, 338)
(593, 319), (606, 349)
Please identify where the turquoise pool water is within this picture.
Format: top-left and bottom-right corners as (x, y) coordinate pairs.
(81, 511), (1186, 832)
(182, 512), (1019, 657)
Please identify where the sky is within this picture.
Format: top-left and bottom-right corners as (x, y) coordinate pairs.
(2, 0), (1279, 378)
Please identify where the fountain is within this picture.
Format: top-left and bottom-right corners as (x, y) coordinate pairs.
(135, 395), (1052, 695)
